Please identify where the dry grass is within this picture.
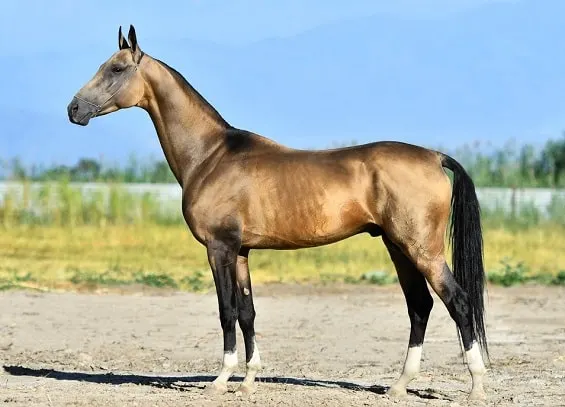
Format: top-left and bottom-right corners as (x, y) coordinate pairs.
(1, 224), (564, 291)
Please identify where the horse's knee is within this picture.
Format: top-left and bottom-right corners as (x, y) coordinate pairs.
(237, 284), (255, 328)
(238, 306), (255, 331)
(219, 306), (238, 330)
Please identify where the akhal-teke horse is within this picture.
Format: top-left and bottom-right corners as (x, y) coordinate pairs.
(67, 25), (489, 401)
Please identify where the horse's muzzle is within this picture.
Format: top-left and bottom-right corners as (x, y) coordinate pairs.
(67, 97), (94, 126)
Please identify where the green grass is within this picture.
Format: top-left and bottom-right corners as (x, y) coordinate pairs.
(0, 224), (564, 291)
(487, 258), (565, 287)
(1, 180), (565, 291)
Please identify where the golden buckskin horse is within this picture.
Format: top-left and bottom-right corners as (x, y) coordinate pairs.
(67, 25), (489, 400)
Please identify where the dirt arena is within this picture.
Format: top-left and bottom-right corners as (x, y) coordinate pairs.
(0, 284), (563, 406)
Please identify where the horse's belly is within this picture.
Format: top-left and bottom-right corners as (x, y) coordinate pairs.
(241, 198), (373, 249)
(242, 226), (364, 249)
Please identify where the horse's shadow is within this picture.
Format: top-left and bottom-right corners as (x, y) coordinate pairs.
(2, 365), (447, 400)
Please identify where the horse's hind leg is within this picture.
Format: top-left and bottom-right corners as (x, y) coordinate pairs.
(383, 236), (433, 397)
(234, 250), (261, 394)
(421, 260), (487, 400)
(394, 241), (486, 400)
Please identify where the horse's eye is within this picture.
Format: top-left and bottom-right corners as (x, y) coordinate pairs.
(111, 65), (124, 73)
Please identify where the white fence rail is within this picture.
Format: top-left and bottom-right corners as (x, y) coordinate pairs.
(0, 182), (564, 217)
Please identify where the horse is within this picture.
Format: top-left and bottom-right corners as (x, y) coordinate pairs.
(67, 25), (489, 400)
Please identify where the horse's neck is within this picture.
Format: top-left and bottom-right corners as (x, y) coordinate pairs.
(142, 59), (228, 186)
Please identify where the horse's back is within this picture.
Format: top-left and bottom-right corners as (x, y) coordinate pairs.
(188, 133), (451, 249)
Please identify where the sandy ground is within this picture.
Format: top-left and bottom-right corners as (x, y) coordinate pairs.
(0, 284), (564, 406)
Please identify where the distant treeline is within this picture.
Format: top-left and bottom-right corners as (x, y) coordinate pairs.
(2, 135), (565, 187)
(1, 155), (178, 184)
(453, 136), (565, 188)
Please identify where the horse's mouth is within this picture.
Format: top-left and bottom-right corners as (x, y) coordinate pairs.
(69, 114), (92, 126)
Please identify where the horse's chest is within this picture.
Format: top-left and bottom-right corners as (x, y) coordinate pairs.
(181, 195), (239, 244)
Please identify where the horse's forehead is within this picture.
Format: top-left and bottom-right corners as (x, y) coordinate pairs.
(104, 50), (132, 65)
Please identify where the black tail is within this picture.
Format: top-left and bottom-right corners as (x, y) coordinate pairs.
(441, 154), (489, 363)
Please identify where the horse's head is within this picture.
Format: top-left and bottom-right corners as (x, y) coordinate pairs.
(67, 25), (146, 126)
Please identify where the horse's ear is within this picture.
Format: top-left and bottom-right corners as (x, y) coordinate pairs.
(118, 26), (130, 50)
(127, 25), (142, 61)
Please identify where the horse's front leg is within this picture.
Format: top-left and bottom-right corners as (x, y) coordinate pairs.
(235, 250), (261, 394)
(206, 235), (240, 394)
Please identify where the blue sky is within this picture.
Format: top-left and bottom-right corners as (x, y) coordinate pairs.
(1, 0), (564, 166)
(0, 0), (505, 51)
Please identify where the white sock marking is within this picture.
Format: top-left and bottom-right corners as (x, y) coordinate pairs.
(466, 342), (485, 374)
(465, 341), (486, 395)
(402, 346), (422, 378)
(389, 345), (422, 394)
(213, 350), (238, 386)
(242, 339), (261, 388)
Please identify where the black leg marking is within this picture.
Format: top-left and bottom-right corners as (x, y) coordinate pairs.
(236, 250), (257, 363)
(234, 249), (262, 394)
(432, 263), (487, 400)
(207, 236), (240, 354)
(384, 237), (433, 347)
(437, 262), (475, 351)
(383, 236), (433, 397)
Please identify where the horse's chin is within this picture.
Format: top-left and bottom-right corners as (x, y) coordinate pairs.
(71, 117), (90, 126)
(73, 117), (91, 126)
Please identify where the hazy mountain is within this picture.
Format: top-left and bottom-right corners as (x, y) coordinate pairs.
(2, 0), (564, 165)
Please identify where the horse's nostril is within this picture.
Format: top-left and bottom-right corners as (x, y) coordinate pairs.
(67, 100), (81, 123)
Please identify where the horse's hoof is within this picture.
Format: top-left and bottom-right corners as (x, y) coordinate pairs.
(468, 389), (486, 401)
(386, 385), (408, 398)
(205, 381), (228, 395)
(236, 383), (257, 396)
